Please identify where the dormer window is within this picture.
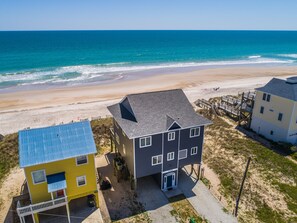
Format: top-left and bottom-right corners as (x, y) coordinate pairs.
(140, 136), (152, 148)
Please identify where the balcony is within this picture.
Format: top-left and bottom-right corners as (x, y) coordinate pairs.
(17, 196), (68, 217)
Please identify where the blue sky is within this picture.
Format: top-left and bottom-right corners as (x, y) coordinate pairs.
(1, 0), (297, 30)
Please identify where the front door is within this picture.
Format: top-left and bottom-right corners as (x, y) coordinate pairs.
(164, 172), (175, 190)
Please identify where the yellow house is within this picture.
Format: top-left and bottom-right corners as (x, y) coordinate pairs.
(251, 76), (297, 144)
(17, 121), (99, 223)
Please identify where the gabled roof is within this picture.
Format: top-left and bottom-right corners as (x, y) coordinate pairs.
(256, 77), (297, 101)
(19, 121), (97, 168)
(108, 89), (212, 138)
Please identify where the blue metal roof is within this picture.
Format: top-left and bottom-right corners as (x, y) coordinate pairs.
(47, 172), (67, 193)
(19, 121), (97, 168)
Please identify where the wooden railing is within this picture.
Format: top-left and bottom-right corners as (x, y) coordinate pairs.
(17, 196), (68, 217)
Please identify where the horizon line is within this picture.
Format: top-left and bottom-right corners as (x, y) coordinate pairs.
(1, 29), (297, 32)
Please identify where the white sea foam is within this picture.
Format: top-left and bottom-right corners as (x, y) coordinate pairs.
(0, 57), (294, 88)
(278, 54), (297, 59)
(248, 55), (261, 59)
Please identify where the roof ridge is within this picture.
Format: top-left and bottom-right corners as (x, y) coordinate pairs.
(127, 88), (182, 97)
(19, 120), (89, 133)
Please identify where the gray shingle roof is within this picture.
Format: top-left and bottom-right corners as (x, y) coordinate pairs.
(107, 89), (212, 139)
(256, 77), (297, 101)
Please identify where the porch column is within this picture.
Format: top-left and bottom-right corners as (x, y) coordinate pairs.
(32, 213), (36, 223)
(66, 203), (71, 223)
(51, 192), (54, 200)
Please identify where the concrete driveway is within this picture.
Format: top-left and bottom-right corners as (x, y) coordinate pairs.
(179, 166), (238, 223)
(136, 177), (177, 223)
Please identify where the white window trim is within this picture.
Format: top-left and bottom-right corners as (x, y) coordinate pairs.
(76, 175), (87, 187)
(140, 136), (152, 148)
(167, 152), (175, 161)
(190, 127), (200, 138)
(179, 149), (188, 160)
(31, 169), (46, 185)
(191, 146), (198, 155)
(76, 155), (88, 166)
(168, 132), (175, 141)
(152, 155), (162, 166)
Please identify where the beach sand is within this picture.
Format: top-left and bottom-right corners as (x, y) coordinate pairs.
(0, 65), (296, 135)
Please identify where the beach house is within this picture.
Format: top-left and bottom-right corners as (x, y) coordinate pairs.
(107, 89), (212, 191)
(251, 76), (297, 144)
(17, 121), (99, 223)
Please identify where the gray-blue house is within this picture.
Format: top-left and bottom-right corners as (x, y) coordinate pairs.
(107, 89), (212, 191)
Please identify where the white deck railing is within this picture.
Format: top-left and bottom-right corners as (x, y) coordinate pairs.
(17, 196), (68, 217)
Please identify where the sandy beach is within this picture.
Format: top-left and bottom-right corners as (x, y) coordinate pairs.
(0, 65), (296, 135)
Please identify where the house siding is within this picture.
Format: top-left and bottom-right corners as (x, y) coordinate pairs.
(113, 119), (134, 176)
(179, 126), (204, 167)
(163, 130), (179, 172)
(134, 133), (163, 178)
(24, 154), (97, 204)
(251, 90), (297, 144)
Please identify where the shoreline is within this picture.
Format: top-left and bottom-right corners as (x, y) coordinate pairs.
(0, 65), (297, 135)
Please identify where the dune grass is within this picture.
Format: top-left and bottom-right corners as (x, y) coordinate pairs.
(0, 133), (19, 183)
(200, 109), (297, 223)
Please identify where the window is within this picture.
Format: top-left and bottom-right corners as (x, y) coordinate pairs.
(122, 130), (126, 137)
(278, 113), (283, 121)
(267, 94), (271, 102)
(123, 144), (126, 155)
(191, 146), (198, 155)
(179, 149), (187, 160)
(190, 127), (200, 138)
(167, 152), (174, 161)
(32, 170), (46, 184)
(115, 133), (120, 145)
(270, 130), (274, 135)
(168, 132), (175, 141)
(76, 155), (88, 165)
(260, 106), (264, 114)
(152, 155), (162, 165)
(76, 176), (87, 187)
(140, 136), (152, 148)
(262, 93), (267, 101)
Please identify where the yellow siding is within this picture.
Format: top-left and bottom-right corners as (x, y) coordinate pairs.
(24, 154), (97, 204)
(253, 90), (294, 129)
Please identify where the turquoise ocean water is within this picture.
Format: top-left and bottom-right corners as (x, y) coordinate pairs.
(0, 30), (297, 91)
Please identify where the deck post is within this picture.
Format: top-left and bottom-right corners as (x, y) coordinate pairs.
(197, 164), (201, 180)
(66, 203), (71, 223)
(32, 213), (36, 223)
(110, 133), (113, 152)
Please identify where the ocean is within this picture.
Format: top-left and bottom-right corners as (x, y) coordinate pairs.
(0, 30), (297, 91)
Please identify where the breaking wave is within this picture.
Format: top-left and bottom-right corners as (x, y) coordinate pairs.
(0, 57), (295, 89)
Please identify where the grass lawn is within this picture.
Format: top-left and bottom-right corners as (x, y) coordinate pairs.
(169, 194), (205, 223)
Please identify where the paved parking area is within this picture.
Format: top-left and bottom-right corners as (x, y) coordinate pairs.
(97, 152), (237, 223)
(137, 177), (177, 223)
(179, 166), (238, 223)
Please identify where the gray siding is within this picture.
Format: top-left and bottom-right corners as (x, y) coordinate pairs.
(178, 126), (204, 167)
(134, 134), (163, 178)
(113, 119), (134, 176)
(163, 131), (179, 172)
